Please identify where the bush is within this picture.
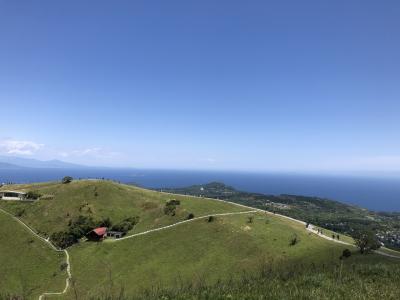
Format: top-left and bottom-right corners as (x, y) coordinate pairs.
(62, 176), (73, 184)
(289, 234), (299, 246)
(187, 213), (195, 220)
(341, 249), (352, 259)
(51, 231), (77, 249)
(98, 217), (112, 228)
(247, 216), (254, 224)
(60, 262), (69, 271)
(207, 216), (215, 222)
(15, 208), (25, 217)
(164, 200), (179, 216)
(166, 199), (180, 206)
(111, 216), (140, 234)
(26, 190), (42, 200)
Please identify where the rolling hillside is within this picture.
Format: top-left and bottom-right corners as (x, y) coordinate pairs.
(0, 211), (66, 299)
(0, 180), (399, 299)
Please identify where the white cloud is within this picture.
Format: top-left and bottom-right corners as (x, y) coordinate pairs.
(62, 147), (120, 159)
(0, 139), (44, 155)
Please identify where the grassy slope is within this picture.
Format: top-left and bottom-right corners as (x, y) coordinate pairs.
(64, 212), (398, 299)
(1, 180), (398, 299)
(0, 180), (244, 237)
(0, 212), (66, 299)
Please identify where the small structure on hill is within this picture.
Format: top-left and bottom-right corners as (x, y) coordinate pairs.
(107, 231), (125, 239)
(86, 227), (107, 241)
(0, 191), (27, 201)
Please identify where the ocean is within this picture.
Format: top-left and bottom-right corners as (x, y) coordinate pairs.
(0, 168), (399, 212)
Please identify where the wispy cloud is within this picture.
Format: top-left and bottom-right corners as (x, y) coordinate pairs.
(60, 147), (120, 159)
(0, 139), (44, 155)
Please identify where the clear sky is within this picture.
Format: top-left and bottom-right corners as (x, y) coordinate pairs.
(1, 1), (400, 174)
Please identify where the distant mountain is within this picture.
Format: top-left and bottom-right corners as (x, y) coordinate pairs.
(0, 162), (24, 169)
(0, 156), (87, 169)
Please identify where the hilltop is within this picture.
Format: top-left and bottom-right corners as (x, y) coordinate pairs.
(165, 182), (400, 250)
(0, 179), (399, 299)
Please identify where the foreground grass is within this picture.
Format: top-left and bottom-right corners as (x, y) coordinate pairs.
(130, 262), (400, 300)
(62, 212), (392, 299)
(0, 212), (66, 299)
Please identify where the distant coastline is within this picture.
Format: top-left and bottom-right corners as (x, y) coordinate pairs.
(1, 168), (399, 212)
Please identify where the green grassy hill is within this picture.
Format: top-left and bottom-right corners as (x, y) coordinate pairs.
(0, 180), (399, 299)
(0, 180), (244, 237)
(0, 211), (66, 299)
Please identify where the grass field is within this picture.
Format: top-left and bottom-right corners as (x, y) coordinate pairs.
(0, 211), (66, 299)
(0, 180), (398, 299)
(0, 180), (244, 237)
(64, 212), (396, 299)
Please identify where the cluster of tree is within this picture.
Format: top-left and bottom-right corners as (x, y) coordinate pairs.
(51, 215), (98, 249)
(110, 216), (140, 233)
(51, 215), (140, 249)
(352, 230), (381, 254)
(164, 199), (180, 216)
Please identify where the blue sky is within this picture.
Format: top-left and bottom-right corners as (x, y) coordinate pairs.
(1, 1), (400, 174)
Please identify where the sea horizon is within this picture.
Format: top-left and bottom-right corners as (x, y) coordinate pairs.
(1, 168), (399, 213)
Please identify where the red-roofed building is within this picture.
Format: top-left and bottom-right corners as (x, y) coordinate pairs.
(86, 227), (107, 241)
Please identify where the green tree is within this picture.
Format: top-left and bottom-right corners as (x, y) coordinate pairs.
(62, 176), (73, 184)
(353, 231), (381, 254)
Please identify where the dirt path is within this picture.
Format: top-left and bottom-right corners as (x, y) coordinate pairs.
(0, 207), (71, 300)
(113, 210), (257, 242)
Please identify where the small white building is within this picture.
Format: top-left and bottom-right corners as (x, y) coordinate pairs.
(0, 191), (28, 201)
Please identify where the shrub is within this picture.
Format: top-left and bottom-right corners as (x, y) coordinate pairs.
(164, 200), (178, 216)
(166, 199), (180, 206)
(26, 190), (42, 200)
(62, 176), (73, 184)
(51, 231), (77, 249)
(207, 216), (215, 222)
(98, 217), (112, 228)
(289, 234), (299, 246)
(187, 213), (195, 220)
(341, 249), (352, 259)
(60, 262), (68, 271)
(111, 216), (140, 234)
(15, 208), (25, 217)
(247, 216), (254, 224)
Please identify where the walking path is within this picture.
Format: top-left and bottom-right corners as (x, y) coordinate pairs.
(114, 210), (257, 241)
(0, 207), (71, 300)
